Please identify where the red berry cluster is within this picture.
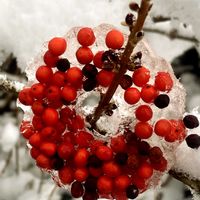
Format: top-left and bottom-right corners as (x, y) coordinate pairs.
(18, 27), (187, 200)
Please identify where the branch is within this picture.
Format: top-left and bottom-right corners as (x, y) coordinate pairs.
(89, 0), (152, 125)
(169, 170), (200, 194)
(144, 27), (199, 44)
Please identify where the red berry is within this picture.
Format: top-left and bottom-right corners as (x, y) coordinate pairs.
(102, 161), (121, 177)
(58, 143), (74, 160)
(58, 166), (74, 184)
(135, 105), (153, 122)
(93, 51), (104, 68)
(124, 87), (140, 105)
(76, 47), (93, 64)
(61, 85), (77, 102)
(149, 146), (163, 164)
(60, 107), (73, 123)
(89, 140), (104, 154)
(74, 168), (89, 182)
(137, 162), (153, 179)
(105, 29), (124, 49)
(46, 85), (61, 101)
(29, 133), (41, 148)
(48, 37), (67, 56)
(152, 157), (167, 172)
(71, 115), (85, 131)
(134, 122), (153, 139)
(155, 72), (173, 92)
(21, 127), (34, 139)
(154, 119), (172, 137)
(131, 175), (146, 190)
(40, 142), (57, 157)
(30, 83), (45, 100)
(132, 67), (150, 87)
(96, 70), (115, 87)
(30, 147), (40, 159)
(89, 167), (102, 177)
(97, 176), (113, 194)
(75, 131), (94, 148)
(110, 135), (126, 153)
(18, 88), (34, 106)
(32, 115), (44, 130)
(65, 67), (83, 85)
(36, 154), (51, 169)
(114, 175), (131, 191)
(54, 120), (66, 135)
(71, 181), (84, 198)
(31, 100), (45, 115)
(74, 148), (89, 167)
(43, 50), (59, 68)
(52, 71), (65, 87)
(36, 66), (53, 84)
(40, 127), (56, 139)
(96, 146), (113, 161)
(42, 108), (59, 126)
(141, 84), (158, 103)
(77, 27), (95, 46)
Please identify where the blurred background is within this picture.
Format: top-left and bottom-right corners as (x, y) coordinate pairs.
(0, 0), (199, 199)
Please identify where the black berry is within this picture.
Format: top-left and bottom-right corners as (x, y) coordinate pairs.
(87, 155), (102, 168)
(56, 58), (70, 72)
(120, 74), (133, 89)
(51, 157), (64, 170)
(154, 94), (170, 109)
(83, 78), (97, 92)
(82, 64), (98, 78)
(84, 177), (97, 192)
(71, 181), (84, 198)
(115, 152), (128, 165)
(186, 134), (200, 149)
(183, 115), (199, 129)
(126, 184), (139, 199)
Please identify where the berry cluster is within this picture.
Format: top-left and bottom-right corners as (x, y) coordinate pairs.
(19, 26), (188, 200)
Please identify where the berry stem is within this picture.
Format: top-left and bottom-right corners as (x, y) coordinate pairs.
(89, 0), (152, 126)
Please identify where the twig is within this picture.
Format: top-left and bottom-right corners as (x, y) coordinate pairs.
(0, 150), (13, 176)
(169, 170), (200, 194)
(144, 27), (199, 44)
(89, 0), (152, 125)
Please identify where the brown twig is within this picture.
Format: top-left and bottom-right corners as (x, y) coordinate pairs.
(89, 0), (152, 126)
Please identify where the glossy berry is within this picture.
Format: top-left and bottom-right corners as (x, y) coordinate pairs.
(52, 71), (65, 87)
(93, 51), (104, 68)
(48, 37), (67, 56)
(132, 67), (150, 87)
(40, 126), (57, 139)
(58, 166), (74, 184)
(155, 72), (173, 92)
(88, 155), (102, 168)
(96, 146), (113, 161)
(51, 156), (64, 170)
(46, 85), (61, 101)
(154, 94), (170, 109)
(18, 88), (34, 106)
(124, 87), (140, 105)
(82, 64), (98, 78)
(115, 152), (128, 165)
(83, 78), (97, 91)
(58, 143), (74, 160)
(138, 162), (153, 179)
(65, 67), (83, 85)
(120, 75), (133, 90)
(32, 115), (44, 130)
(126, 184), (139, 199)
(71, 181), (84, 198)
(105, 29), (124, 49)
(56, 58), (70, 72)
(31, 100), (45, 116)
(42, 108), (59, 126)
(76, 47), (94, 64)
(96, 70), (115, 87)
(40, 142), (57, 157)
(135, 105), (153, 122)
(84, 176), (98, 192)
(102, 161), (121, 177)
(154, 119), (172, 137)
(97, 176), (113, 194)
(61, 85), (77, 102)
(114, 175), (131, 191)
(36, 154), (51, 169)
(30, 147), (40, 159)
(183, 115), (199, 129)
(137, 141), (150, 156)
(36, 65), (53, 84)
(29, 133), (41, 148)
(74, 168), (88, 182)
(110, 135), (126, 153)
(30, 83), (45, 100)
(74, 148), (89, 167)
(149, 146), (163, 164)
(77, 27), (95, 46)
(185, 134), (200, 149)
(152, 157), (167, 172)
(83, 192), (99, 200)
(141, 85), (158, 103)
(75, 131), (94, 148)
(135, 122), (153, 139)
(43, 51), (59, 68)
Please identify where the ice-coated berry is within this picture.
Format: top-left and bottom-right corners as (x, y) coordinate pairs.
(48, 37), (67, 56)
(97, 175), (113, 194)
(105, 29), (124, 49)
(155, 72), (173, 92)
(56, 58), (70, 72)
(135, 105), (153, 122)
(183, 115), (199, 129)
(132, 67), (150, 87)
(76, 47), (94, 64)
(126, 184), (139, 199)
(186, 134), (200, 149)
(77, 27), (96, 46)
(120, 74), (133, 90)
(82, 64), (98, 78)
(83, 78), (97, 91)
(154, 94), (170, 109)
(135, 122), (153, 139)
(124, 87), (140, 105)
(154, 119), (172, 137)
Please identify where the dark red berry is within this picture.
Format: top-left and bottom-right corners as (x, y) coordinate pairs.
(115, 152), (128, 165)
(186, 134), (200, 149)
(88, 155), (102, 168)
(126, 184), (139, 199)
(183, 115), (199, 129)
(120, 75), (133, 89)
(83, 78), (97, 91)
(56, 58), (70, 72)
(154, 94), (170, 109)
(82, 64), (98, 78)
(71, 181), (84, 198)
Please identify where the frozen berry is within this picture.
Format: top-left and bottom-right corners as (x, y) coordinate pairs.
(141, 85), (158, 103)
(65, 66), (83, 85)
(102, 161), (121, 177)
(97, 175), (113, 194)
(120, 75), (133, 90)
(110, 135), (126, 153)
(77, 27), (95, 46)
(138, 162), (153, 179)
(154, 119), (172, 137)
(36, 154), (51, 169)
(126, 184), (139, 199)
(52, 71), (65, 87)
(30, 83), (45, 100)
(186, 134), (200, 149)
(43, 51), (59, 68)
(40, 142), (57, 157)
(149, 146), (163, 163)
(132, 67), (150, 87)
(96, 70), (115, 87)
(61, 85), (77, 102)
(114, 175), (131, 191)
(115, 152), (128, 165)
(74, 148), (89, 167)
(58, 143), (74, 160)
(135, 105), (153, 122)
(58, 166), (74, 184)
(36, 66), (53, 84)
(46, 85), (61, 101)
(183, 115), (199, 129)
(124, 87), (140, 105)
(93, 51), (104, 68)
(155, 72), (173, 92)
(135, 122), (153, 139)
(42, 108), (59, 126)
(48, 37), (67, 56)
(74, 168), (88, 182)
(76, 47), (93, 64)
(105, 29), (124, 49)
(18, 88), (34, 106)
(56, 58), (70, 72)
(96, 146), (113, 161)
(83, 78), (97, 91)
(82, 64), (98, 78)
(154, 94), (170, 109)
